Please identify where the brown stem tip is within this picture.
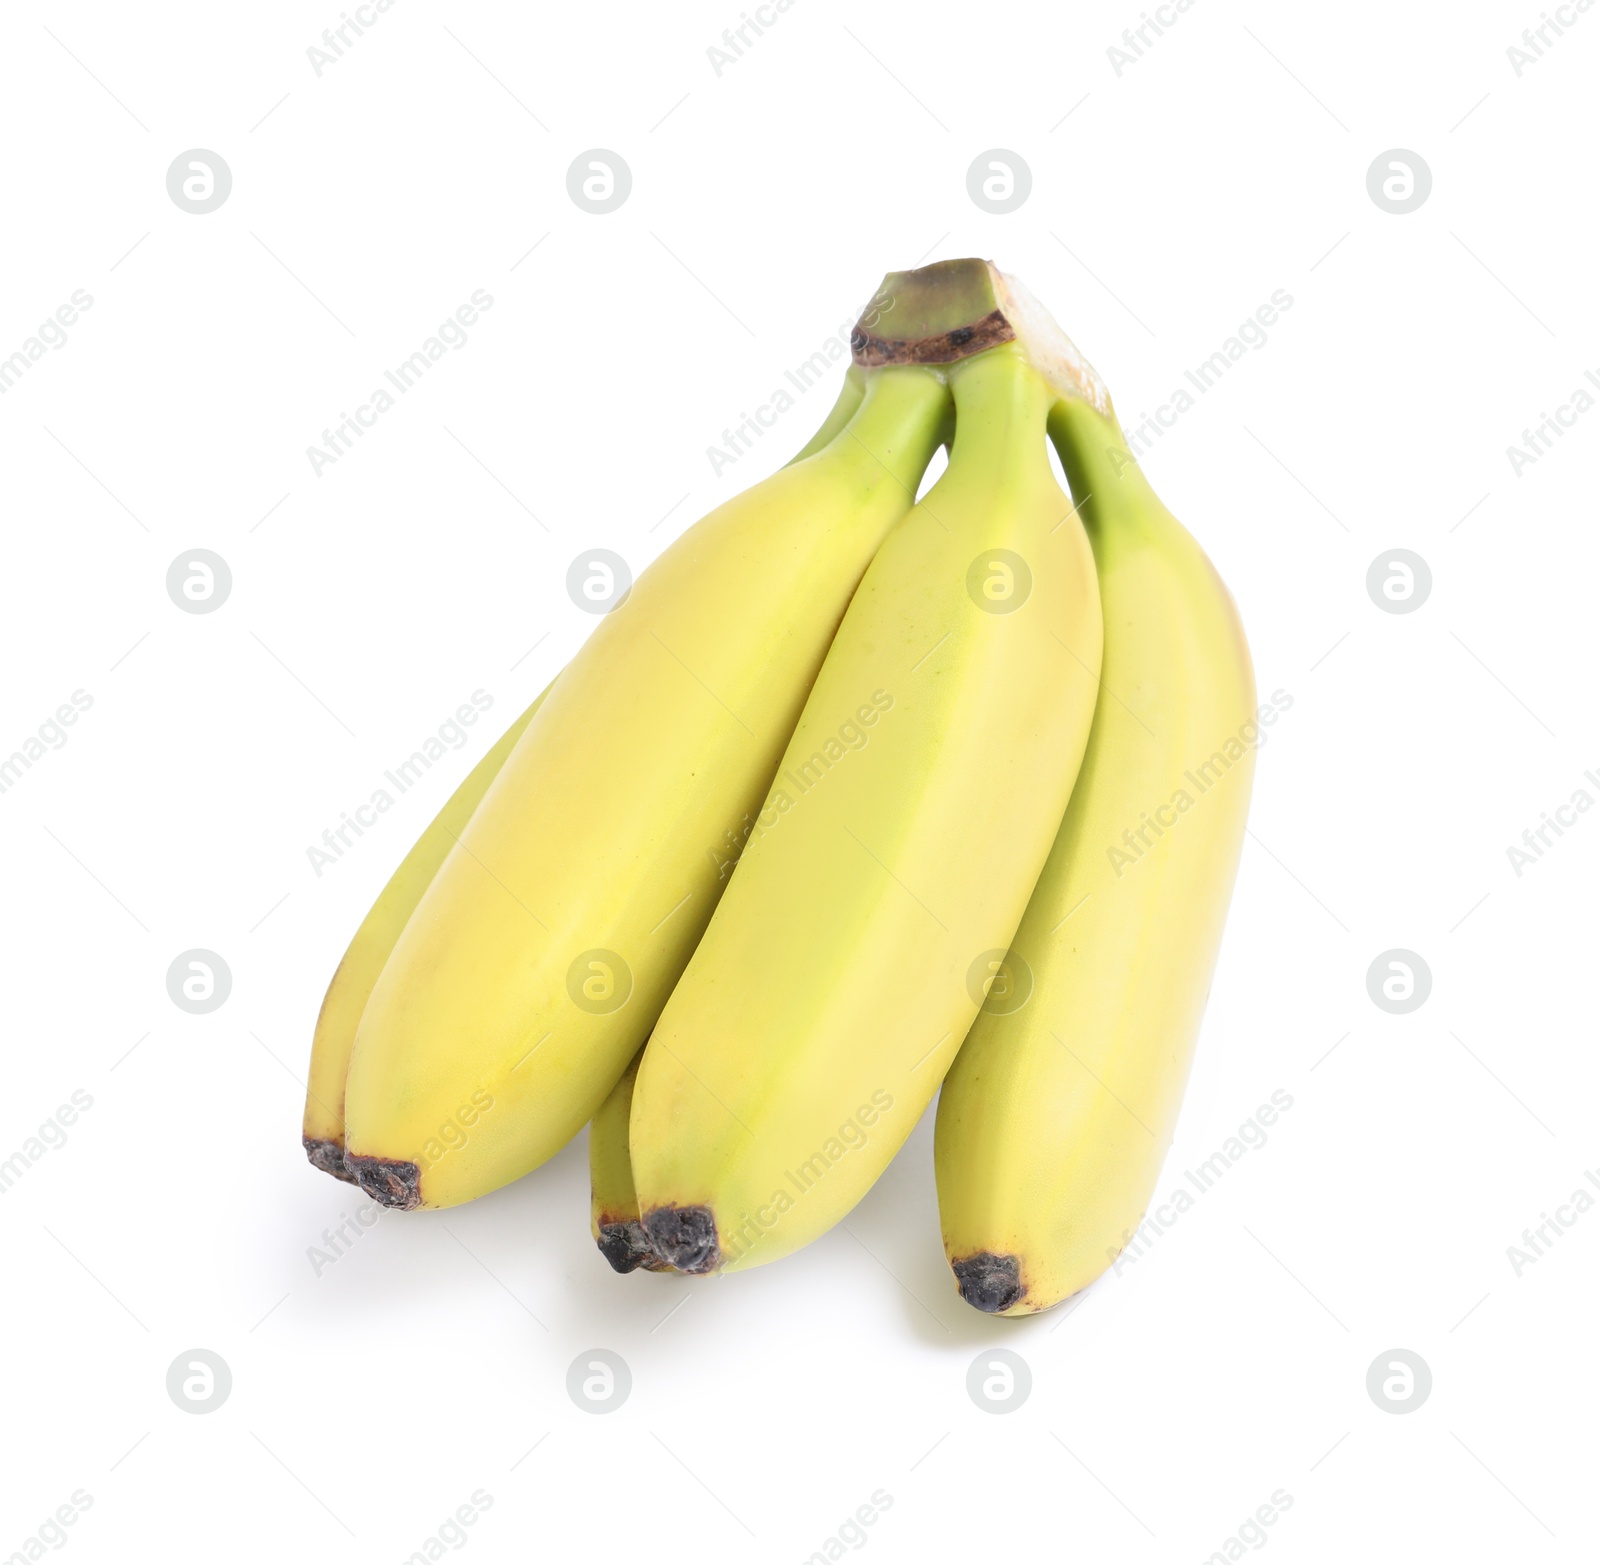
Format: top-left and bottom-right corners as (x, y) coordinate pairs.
(852, 257), (1112, 417)
(951, 1252), (1027, 1313)
(302, 1136), (359, 1185)
(344, 1154), (423, 1210)
(641, 1205), (721, 1274)
(853, 258), (1016, 369)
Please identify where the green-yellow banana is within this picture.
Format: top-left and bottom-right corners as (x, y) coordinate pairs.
(342, 362), (951, 1208)
(301, 373), (865, 1184)
(581, 372), (868, 1255)
(589, 1048), (668, 1272)
(630, 262), (1105, 1274)
(301, 687), (551, 1178)
(933, 382), (1258, 1315)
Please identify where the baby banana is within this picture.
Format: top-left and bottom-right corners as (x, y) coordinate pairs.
(301, 684), (551, 1180)
(630, 260), (1105, 1274)
(301, 374), (866, 1184)
(934, 381), (1258, 1314)
(341, 361), (951, 1208)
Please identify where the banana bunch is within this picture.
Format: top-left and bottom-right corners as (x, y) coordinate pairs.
(302, 257), (1255, 1318)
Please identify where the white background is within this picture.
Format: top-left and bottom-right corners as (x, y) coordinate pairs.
(1, 0), (1595, 1560)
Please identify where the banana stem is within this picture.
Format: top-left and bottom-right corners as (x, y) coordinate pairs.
(939, 345), (1057, 500)
(824, 363), (953, 490)
(1048, 394), (1163, 529)
(786, 366), (866, 465)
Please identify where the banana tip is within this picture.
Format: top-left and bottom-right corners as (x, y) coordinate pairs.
(302, 1136), (359, 1185)
(951, 1251), (1027, 1314)
(344, 1153), (423, 1210)
(641, 1205), (721, 1275)
(596, 1219), (668, 1274)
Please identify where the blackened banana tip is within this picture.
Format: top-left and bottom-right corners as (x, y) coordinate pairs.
(344, 1153), (423, 1210)
(952, 1252), (1026, 1314)
(302, 1136), (359, 1184)
(641, 1204), (721, 1274)
(596, 1220), (659, 1274)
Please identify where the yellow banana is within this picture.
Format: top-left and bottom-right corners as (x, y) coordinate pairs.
(342, 360), (951, 1208)
(933, 379), (1258, 1315)
(301, 373), (865, 1185)
(301, 686), (551, 1179)
(589, 1048), (669, 1272)
(579, 373), (869, 1256)
(630, 260), (1105, 1274)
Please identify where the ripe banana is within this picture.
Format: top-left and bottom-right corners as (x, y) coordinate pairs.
(301, 373), (865, 1185)
(301, 684), (551, 1179)
(630, 260), (1105, 1275)
(933, 381), (1258, 1315)
(589, 1048), (669, 1272)
(342, 360), (952, 1208)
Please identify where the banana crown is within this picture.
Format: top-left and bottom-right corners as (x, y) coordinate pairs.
(852, 257), (1112, 418)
